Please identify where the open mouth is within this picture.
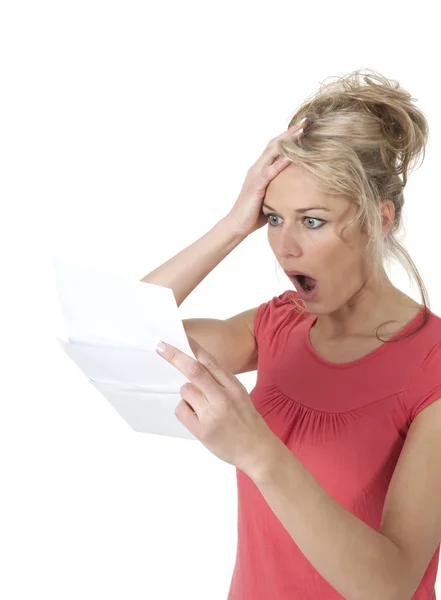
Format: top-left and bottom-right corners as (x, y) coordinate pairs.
(294, 274), (317, 292)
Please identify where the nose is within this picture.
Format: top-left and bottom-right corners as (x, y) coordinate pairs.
(272, 227), (303, 259)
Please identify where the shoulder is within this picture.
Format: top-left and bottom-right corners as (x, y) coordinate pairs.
(254, 289), (308, 345)
(403, 339), (441, 421)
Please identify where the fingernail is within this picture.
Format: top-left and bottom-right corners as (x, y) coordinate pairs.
(156, 341), (167, 353)
(299, 117), (308, 125)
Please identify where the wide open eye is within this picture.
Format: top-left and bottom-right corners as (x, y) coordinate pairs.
(265, 213), (326, 229)
(266, 214), (281, 227)
(304, 217), (325, 229)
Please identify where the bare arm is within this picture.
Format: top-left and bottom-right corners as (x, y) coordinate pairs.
(140, 217), (246, 307)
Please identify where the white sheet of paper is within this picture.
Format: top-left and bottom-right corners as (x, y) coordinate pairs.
(52, 255), (198, 440)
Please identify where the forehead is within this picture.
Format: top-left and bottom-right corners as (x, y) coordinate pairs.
(265, 163), (350, 213)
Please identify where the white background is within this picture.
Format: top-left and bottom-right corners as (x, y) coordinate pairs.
(1, 1), (440, 598)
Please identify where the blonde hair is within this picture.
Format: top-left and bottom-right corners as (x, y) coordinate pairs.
(276, 67), (431, 341)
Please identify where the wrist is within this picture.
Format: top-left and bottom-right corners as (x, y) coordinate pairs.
(219, 215), (250, 241)
(241, 423), (285, 484)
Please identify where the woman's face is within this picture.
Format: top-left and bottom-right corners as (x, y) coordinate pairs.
(262, 163), (376, 311)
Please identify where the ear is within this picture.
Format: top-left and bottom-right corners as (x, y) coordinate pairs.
(381, 199), (395, 235)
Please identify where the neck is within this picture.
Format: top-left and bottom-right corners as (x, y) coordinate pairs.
(312, 283), (419, 341)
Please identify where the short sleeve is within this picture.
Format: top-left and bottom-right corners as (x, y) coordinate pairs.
(254, 289), (304, 345)
(405, 341), (441, 421)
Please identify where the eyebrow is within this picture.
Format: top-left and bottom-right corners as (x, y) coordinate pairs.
(262, 202), (331, 214)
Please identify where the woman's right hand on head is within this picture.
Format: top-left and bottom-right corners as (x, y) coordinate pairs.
(224, 118), (307, 238)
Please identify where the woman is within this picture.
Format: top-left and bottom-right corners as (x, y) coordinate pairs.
(146, 68), (441, 599)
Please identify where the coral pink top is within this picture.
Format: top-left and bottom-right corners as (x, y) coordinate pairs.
(227, 290), (441, 600)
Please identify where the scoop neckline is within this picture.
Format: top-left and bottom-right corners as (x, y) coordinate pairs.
(304, 306), (427, 369)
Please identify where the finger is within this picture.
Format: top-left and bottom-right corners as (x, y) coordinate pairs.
(180, 382), (204, 415)
(260, 119), (307, 165)
(175, 395), (200, 436)
(186, 336), (238, 389)
(268, 153), (292, 176)
(279, 117), (307, 141)
(287, 117), (308, 133)
(156, 341), (226, 401)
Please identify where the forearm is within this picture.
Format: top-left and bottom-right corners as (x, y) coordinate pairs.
(140, 216), (246, 307)
(249, 437), (406, 600)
